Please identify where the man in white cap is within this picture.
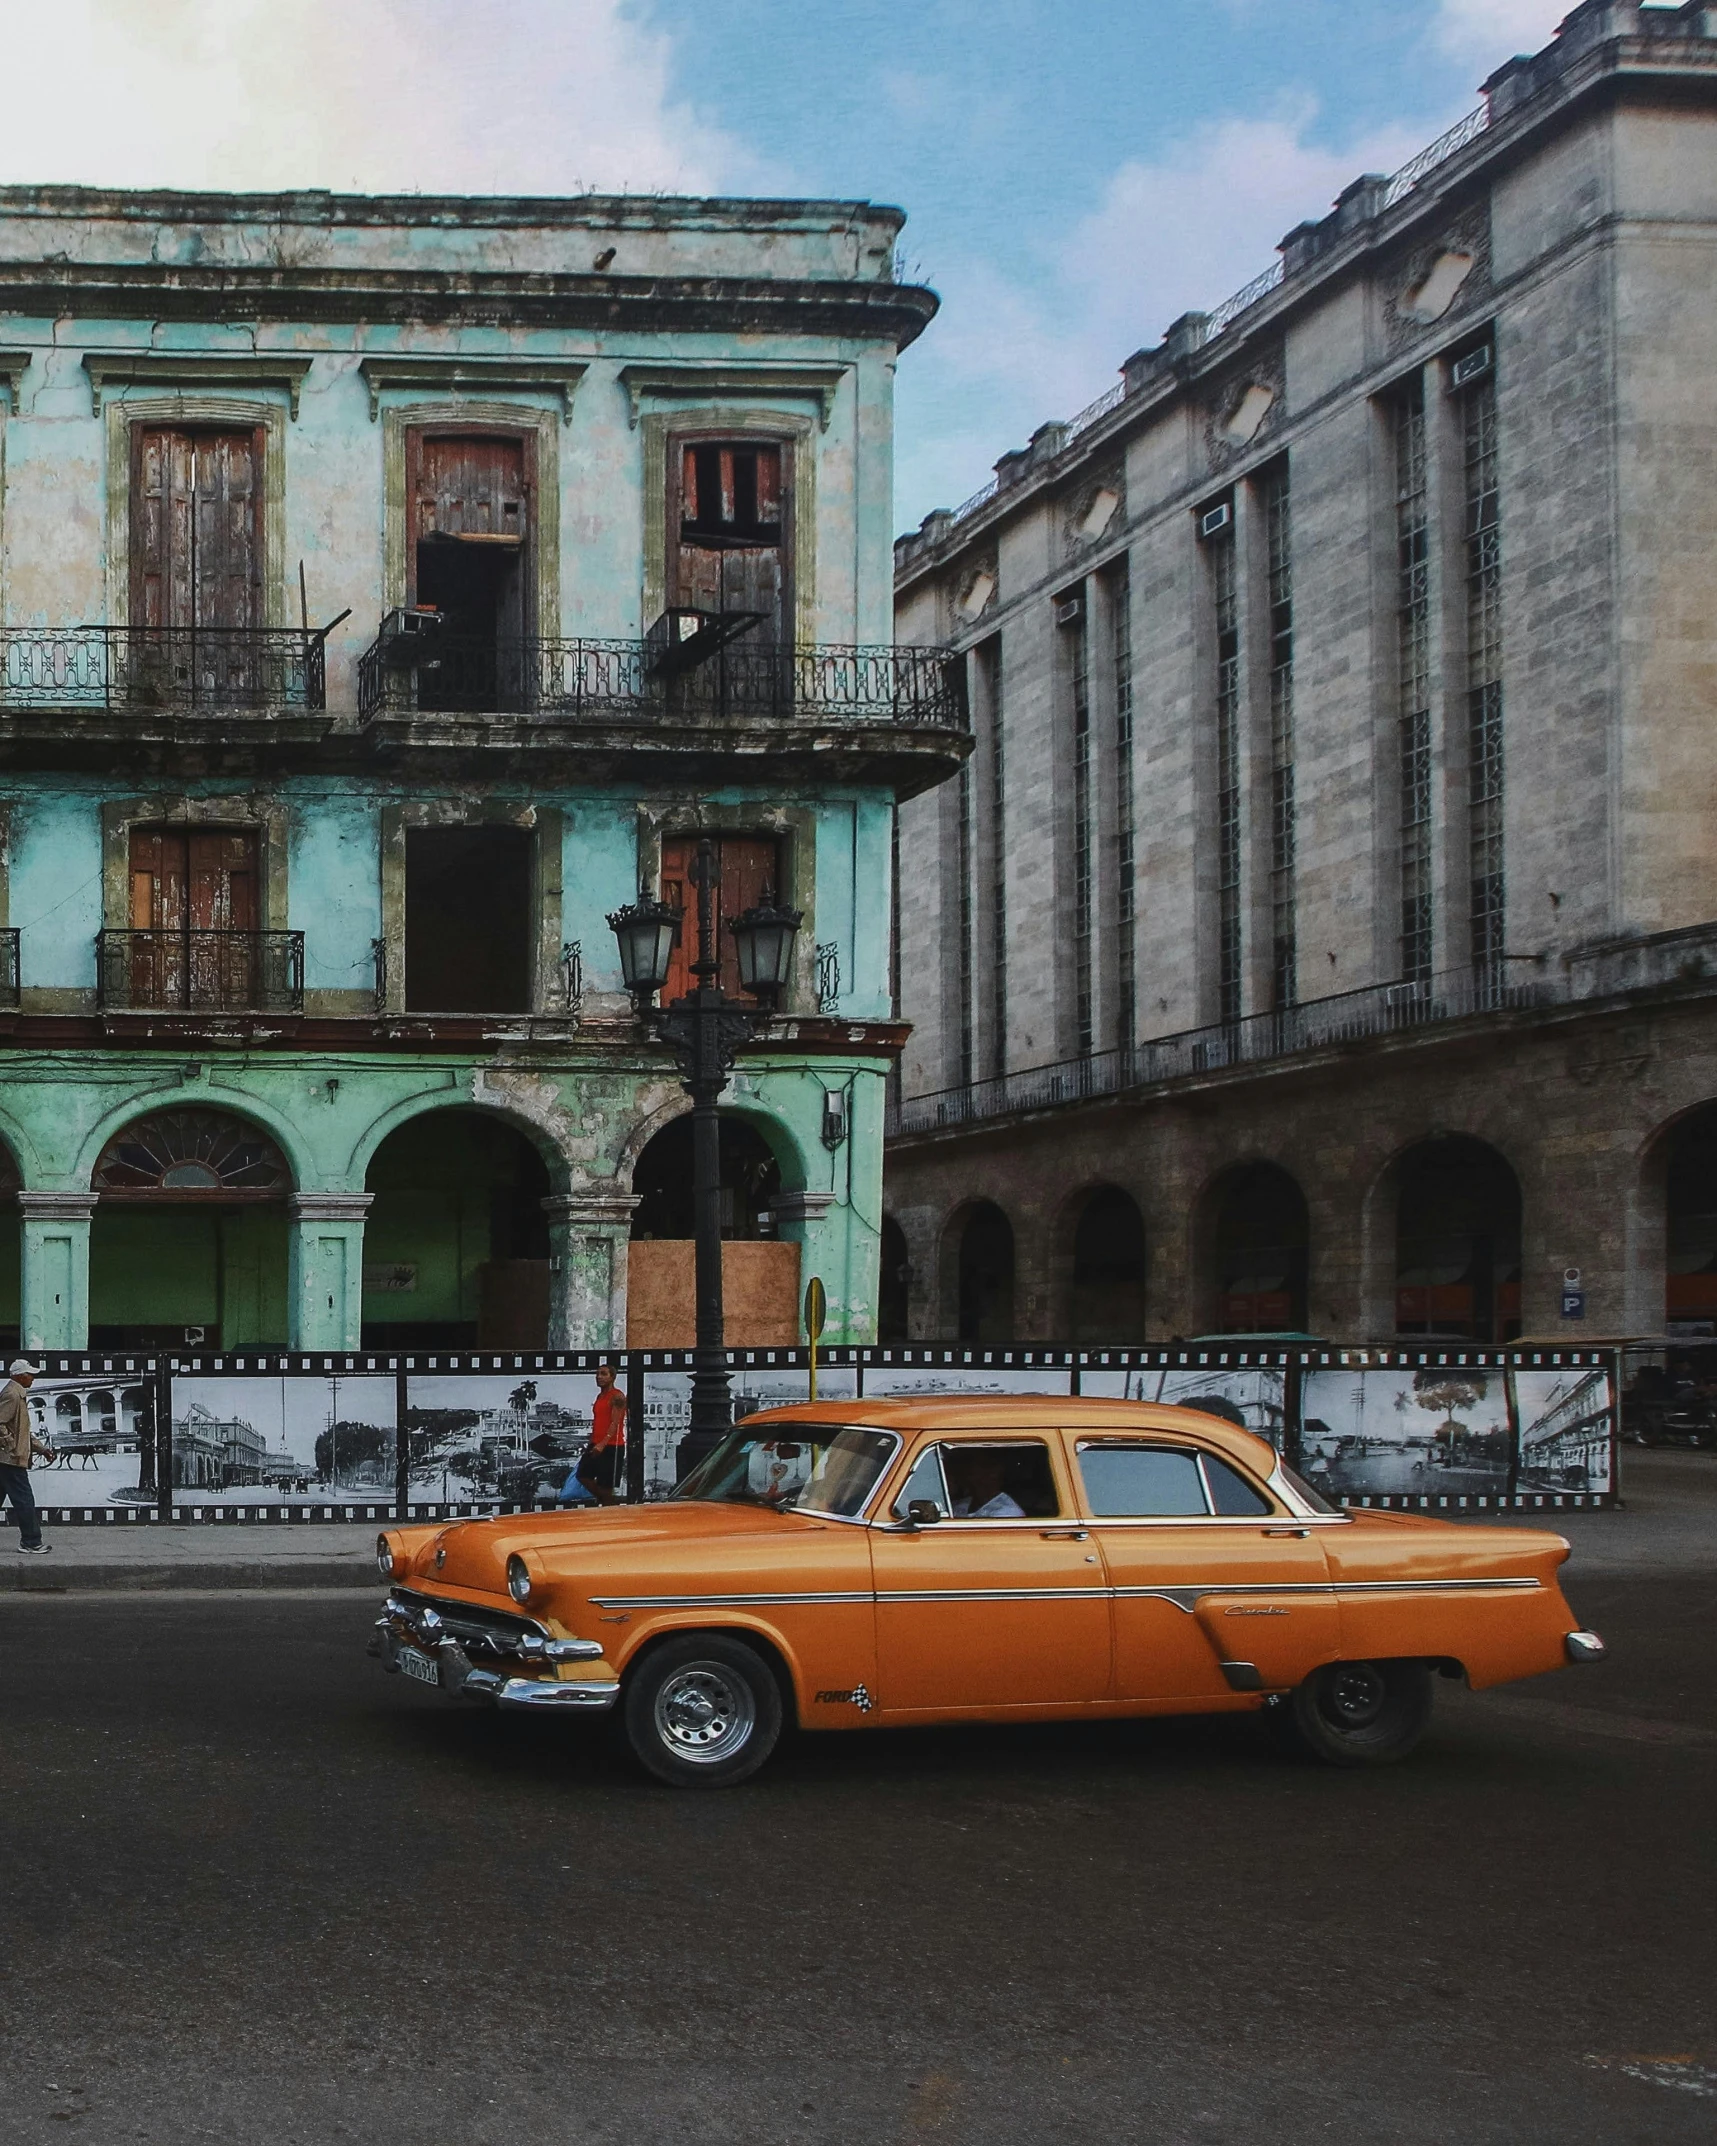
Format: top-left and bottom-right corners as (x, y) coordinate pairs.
(0, 1359), (51, 1554)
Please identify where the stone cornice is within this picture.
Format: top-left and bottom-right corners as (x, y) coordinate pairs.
(618, 361), (849, 431)
(83, 351), (315, 418)
(0, 266), (937, 351)
(288, 1193), (375, 1221)
(357, 355), (587, 422)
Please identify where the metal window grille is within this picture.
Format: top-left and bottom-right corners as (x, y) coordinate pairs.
(1211, 520), (1243, 1027)
(1265, 465), (1296, 1012)
(1109, 561), (1136, 1050)
(1065, 592), (1096, 1057)
(980, 637), (1008, 1079)
(1395, 383), (1434, 986)
(1464, 369), (1504, 984)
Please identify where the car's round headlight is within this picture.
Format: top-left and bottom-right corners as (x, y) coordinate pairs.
(375, 1534), (395, 1578)
(506, 1554), (533, 1604)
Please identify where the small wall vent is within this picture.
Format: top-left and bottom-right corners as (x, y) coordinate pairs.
(1053, 593), (1084, 627)
(1198, 501), (1233, 540)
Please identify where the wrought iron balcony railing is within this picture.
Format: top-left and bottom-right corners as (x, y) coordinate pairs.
(888, 965), (1551, 1139)
(0, 929), (18, 1011)
(97, 930), (305, 1014)
(356, 631), (967, 728)
(0, 628), (326, 711)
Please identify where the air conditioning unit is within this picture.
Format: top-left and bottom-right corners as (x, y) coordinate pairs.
(1451, 344), (1493, 390)
(1199, 501), (1233, 540)
(1053, 593), (1084, 627)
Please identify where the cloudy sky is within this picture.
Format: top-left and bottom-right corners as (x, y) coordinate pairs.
(1, 0), (1575, 528)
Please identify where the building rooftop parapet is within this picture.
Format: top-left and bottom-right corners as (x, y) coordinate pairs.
(895, 0), (1717, 584)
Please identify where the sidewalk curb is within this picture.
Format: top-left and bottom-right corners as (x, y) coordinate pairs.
(0, 1560), (376, 1594)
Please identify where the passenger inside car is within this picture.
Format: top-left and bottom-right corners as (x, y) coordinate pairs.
(943, 1442), (1059, 1519)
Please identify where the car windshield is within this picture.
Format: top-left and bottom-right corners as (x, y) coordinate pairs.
(673, 1425), (898, 1517)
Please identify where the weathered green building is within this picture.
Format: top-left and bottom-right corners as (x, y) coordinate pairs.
(0, 184), (962, 1352)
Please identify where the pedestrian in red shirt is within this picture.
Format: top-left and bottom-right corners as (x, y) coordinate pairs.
(575, 1362), (627, 1504)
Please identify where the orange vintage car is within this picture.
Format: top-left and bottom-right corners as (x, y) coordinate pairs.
(369, 1398), (1605, 1787)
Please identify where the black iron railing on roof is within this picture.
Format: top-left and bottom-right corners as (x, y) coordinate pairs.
(355, 629), (966, 728)
(887, 965), (1548, 1138)
(97, 930), (305, 1014)
(0, 628), (326, 711)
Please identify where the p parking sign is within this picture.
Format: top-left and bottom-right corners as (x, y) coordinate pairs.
(1560, 1267), (1586, 1320)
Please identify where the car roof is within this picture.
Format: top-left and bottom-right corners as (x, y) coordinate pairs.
(739, 1396), (1282, 1478)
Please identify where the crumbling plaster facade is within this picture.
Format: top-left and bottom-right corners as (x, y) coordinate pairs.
(0, 184), (961, 1350)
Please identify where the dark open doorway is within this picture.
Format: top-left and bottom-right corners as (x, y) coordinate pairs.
(405, 826), (533, 1014)
(408, 430), (530, 710)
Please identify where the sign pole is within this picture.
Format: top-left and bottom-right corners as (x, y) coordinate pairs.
(804, 1276), (827, 1402)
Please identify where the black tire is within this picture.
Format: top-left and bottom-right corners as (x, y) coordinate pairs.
(623, 1634), (783, 1789)
(1284, 1659), (1434, 1767)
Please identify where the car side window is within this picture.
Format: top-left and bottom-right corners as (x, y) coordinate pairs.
(891, 1444), (950, 1521)
(1201, 1453), (1273, 1516)
(1078, 1445), (1208, 1517)
(942, 1441), (1060, 1520)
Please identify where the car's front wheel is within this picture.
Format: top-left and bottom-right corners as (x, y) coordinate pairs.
(1278, 1658), (1434, 1766)
(623, 1634), (783, 1788)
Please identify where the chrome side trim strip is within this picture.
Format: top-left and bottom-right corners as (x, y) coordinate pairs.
(588, 1576), (1543, 1614)
(588, 1589), (874, 1610)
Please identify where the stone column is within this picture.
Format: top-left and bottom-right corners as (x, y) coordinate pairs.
(543, 1191), (641, 1350)
(767, 1190), (838, 1338)
(288, 1193), (373, 1350)
(19, 1193), (97, 1351)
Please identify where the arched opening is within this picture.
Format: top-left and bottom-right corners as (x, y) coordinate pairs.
(1392, 1136), (1521, 1342)
(1664, 1103), (1717, 1332)
(362, 1108), (551, 1347)
(957, 1201), (1015, 1341)
(0, 1138), (19, 1348)
(627, 1113), (796, 1347)
(1069, 1187), (1146, 1341)
(878, 1216), (911, 1341)
(1209, 1162), (1308, 1333)
(89, 1108), (292, 1348)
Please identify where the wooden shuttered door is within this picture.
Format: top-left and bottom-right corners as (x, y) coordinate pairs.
(131, 428), (264, 630)
(659, 834), (782, 1002)
(127, 827), (260, 1007)
(407, 430), (531, 636)
(672, 440), (787, 642)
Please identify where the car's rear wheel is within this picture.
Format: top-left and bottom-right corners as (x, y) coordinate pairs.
(623, 1634), (782, 1788)
(1280, 1658), (1434, 1766)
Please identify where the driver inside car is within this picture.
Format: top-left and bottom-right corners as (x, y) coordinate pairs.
(946, 1449), (1026, 1519)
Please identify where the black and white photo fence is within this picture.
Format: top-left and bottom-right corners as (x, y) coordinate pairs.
(13, 1340), (1620, 1525)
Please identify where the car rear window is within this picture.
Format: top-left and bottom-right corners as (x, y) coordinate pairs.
(1201, 1453), (1273, 1516)
(1079, 1446), (1207, 1516)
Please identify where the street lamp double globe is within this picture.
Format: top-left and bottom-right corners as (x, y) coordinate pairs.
(608, 837), (802, 1476)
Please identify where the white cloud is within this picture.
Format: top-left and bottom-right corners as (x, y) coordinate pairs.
(1433, 0), (1569, 69)
(0, 0), (750, 195)
(895, 102), (1438, 528)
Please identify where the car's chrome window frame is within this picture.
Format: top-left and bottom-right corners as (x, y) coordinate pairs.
(790, 1424), (905, 1522)
(1070, 1437), (1349, 1526)
(873, 1433), (1065, 1530)
(1073, 1439), (1211, 1520)
(890, 1441), (951, 1522)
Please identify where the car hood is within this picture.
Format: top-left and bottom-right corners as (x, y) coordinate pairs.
(422, 1500), (830, 1593)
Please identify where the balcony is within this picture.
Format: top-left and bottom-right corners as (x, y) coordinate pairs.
(0, 628), (326, 711)
(356, 623), (966, 729)
(97, 930), (305, 1015)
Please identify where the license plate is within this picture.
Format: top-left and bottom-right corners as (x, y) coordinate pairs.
(398, 1645), (440, 1689)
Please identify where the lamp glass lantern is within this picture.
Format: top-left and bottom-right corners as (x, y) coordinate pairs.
(606, 895), (680, 1001)
(730, 895), (803, 1003)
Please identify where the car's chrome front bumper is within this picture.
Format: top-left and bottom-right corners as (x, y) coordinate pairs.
(369, 1592), (620, 1712)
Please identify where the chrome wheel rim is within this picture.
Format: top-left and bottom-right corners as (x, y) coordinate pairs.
(654, 1662), (755, 1765)
(1322, 1663), (1388, 1731)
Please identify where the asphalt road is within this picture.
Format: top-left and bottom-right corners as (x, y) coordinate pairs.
(0, 1569), (1711, 2145)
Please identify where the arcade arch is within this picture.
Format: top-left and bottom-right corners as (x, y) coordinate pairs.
(1388, 1136), (1521, 1342)
(627, 1111), (797, 1347)
(954, 1200), (1015, 1342)
(1203, 1162), (1309, 1334)
(1661, 1102), (1717, 1331)
(1067, 1186), (1146, 1341)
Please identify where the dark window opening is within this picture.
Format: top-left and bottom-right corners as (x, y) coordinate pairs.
(680, 443), (782, 546)
(957, 1202), (1015, 1342)
(630, 1115), (782, 1243)
(408, 431), (530, 711)
(1211, 1162), (1308, 1333)
(1394, 1136), (1522, 1342)
(1666, 1105), (1717, 1332)
(879, 1215), (912, 1341)
(404, 827), (533, 1014)
(1071, 1187), (1146, 1341)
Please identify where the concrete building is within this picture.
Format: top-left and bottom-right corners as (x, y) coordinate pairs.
(0, 182), (962, 1351)
(888, 1), (1717, 1346)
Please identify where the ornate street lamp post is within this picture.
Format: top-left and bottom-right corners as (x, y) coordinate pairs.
(609, 838), (801, 1473)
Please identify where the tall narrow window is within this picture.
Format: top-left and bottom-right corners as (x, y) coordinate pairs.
(1263, 465), (1296, 1011)
(955, 754), (975, 1086)
(1395, 381), (1433, 985)
(1107, 561), (1136, 1050)
(1064, 587), (1095, 1057)
(1208, 509), (1243, 1027)
(978, 636), (1008, 1078)
(1463, 358), (1503, 986)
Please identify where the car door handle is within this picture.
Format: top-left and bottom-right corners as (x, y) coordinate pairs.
(1041, 1528), (1089, 1540)
(1263, 1527), (1311, 1538)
